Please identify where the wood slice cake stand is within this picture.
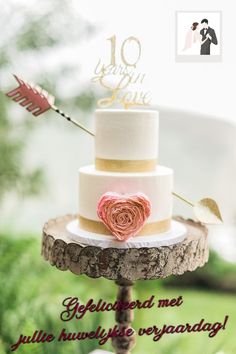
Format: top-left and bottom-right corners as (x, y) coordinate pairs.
(41, 215), (208, 354)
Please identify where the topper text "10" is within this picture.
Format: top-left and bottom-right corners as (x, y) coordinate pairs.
(107, 35), (141, 67)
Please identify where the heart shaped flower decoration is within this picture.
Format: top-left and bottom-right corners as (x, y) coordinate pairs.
(97, 192), (151, 241)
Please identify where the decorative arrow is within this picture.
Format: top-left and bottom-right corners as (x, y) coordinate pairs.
(172, 192), (223, 224)
(6, 75), (223, 225)
(6, 74), (94, 136)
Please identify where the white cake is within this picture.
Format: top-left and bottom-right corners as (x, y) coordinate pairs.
(95, 109), (159, 171)
(78, 109), (173, 241)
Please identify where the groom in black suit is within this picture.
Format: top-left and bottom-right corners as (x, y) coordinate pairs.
(200, 19), (218, 55)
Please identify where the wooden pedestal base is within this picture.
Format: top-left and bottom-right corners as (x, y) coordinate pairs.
(42, 215), (208, 354)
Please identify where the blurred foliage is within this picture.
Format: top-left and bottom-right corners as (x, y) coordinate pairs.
(0, 235), (110, 354)
(0, 235), (236, 354)
(73, 90), (98, 112)
(0, 0), (97, 205)
(164, 250), (236, 293)
(0, 93), (43, 201)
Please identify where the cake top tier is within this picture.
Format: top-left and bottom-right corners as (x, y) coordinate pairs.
(95, 109), (159, 172)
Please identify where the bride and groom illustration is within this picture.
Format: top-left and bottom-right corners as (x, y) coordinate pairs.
(183, 18), (218, 55)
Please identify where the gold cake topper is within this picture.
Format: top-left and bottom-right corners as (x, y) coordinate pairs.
(91, 35), (151, 109)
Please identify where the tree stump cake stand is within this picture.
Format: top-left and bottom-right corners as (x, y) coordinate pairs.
(41, 215), (208, 354)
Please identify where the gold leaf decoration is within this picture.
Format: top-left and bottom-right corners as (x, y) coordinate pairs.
(193, 198), (223, 224)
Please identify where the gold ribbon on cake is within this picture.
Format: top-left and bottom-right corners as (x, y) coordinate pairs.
(78, 215), (171, 236)
(95, 158), (157, 172)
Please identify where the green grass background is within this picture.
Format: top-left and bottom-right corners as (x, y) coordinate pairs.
(0, 235), (235, 354)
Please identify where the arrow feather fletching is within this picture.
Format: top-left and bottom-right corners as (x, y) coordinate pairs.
(6, 74), (55, 116)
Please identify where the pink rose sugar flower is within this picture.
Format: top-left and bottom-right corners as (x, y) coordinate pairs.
(97, 192), (151, 241)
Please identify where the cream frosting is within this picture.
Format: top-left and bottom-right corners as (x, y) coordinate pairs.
(79, 164), (173, 224)
(95, 109), (159, 161)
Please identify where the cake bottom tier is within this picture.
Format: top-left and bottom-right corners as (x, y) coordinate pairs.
(67, 219), (187, 248)
(78, 164), (173, 236)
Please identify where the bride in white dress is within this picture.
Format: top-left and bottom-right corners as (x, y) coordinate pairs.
(183, 22), (207, 54)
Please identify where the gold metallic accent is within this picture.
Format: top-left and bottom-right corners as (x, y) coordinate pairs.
(172, 192), (223, 225)
(95, 158), (157, 172)
(193, 198), (223, 224)
(78, 215), (171, 236)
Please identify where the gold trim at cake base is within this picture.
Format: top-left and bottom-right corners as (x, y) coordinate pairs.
(78, 215), (171, 236)
(95, 158), (157, 172)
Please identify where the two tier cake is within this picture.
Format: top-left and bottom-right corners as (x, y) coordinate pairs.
(77, 109), (174, 243)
